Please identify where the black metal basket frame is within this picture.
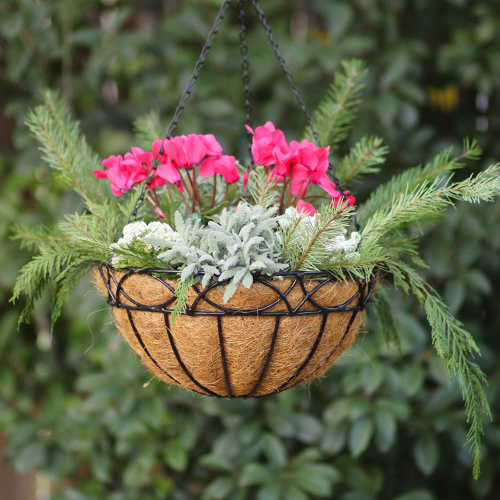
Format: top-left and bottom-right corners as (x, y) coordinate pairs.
(97, 263), (378, 399)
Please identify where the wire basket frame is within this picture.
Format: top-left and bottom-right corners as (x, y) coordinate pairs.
(97, 263), (378, 399)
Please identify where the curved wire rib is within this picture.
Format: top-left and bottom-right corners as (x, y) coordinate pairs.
(126, 310), (181, 385)
(217, 317), (233, 398)
(163, 313), (219, 397)
(245, 316), (280, 398)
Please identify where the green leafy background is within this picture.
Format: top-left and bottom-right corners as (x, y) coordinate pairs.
(1, 1), (500, 498)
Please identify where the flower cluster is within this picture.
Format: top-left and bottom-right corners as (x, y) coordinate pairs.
(326, 231), (361, 263)
(94, 134), (237, 194)
(246, 122), (354, 215)
(110, 220), (181, 265)
(94, 123), (355, 218)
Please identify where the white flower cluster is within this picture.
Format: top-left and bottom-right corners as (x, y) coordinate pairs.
(278, 206), (318, 229)
(110, 221), (181, 265)
(276, 206), (317, 245)
(326, 230), (361, 263)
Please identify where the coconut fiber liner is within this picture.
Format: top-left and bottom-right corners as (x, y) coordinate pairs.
(95, 264), (377, 398)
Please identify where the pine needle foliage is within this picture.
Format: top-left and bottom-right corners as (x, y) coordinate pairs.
(11, 201), (125, 330)
(360, 164), (500, 251)
(336, 136), (389, 186)
(359, 138), (482, 223)
(304, 59), (367, 148)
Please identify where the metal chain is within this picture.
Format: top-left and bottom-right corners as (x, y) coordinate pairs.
(238, 0), (253, 157)
(249, 0), (356, 223)
(127, 0), (233, 224)
(128, 0), (357, 228)
(250, 0), (321, 147)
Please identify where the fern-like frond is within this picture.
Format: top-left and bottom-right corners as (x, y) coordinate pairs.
(385, 259), (491, 479)
(26, 90), (108, 206)
(11, 223), (67, 252)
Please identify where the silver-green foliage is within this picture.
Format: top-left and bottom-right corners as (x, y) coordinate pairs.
(143, 204), (288, 303)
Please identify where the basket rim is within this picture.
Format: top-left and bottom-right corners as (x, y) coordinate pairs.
(95, 261), (378, 317)
(95, 261), (376, 280)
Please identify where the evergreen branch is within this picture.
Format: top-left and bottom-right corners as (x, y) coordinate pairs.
(44, 91), (106, 200)
(385, 259), (491, 479)
(336, 136), (388, 186)
(361, 165), (500, 249)
(373, 285), (401, 352)
(294, 206), (354, 271)
(304, 59), (367, 148)
(26, 91), (108, 206)
(12, 224), (69, 252)
(359, 139), (482, 223)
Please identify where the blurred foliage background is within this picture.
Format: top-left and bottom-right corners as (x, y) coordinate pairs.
(1, 0), (500, 499)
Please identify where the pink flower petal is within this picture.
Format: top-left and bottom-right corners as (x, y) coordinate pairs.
(184, 134), (206, 166)
(317, 176), (339, 197)
(200, 134), (223, 157)
(297, 200), (316, 216)
(93, 169), (109, 179)
(332, 191), (356, 209)
(198, 157), (217, 178)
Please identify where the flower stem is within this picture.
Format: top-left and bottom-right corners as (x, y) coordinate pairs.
(180, 171), (192, 198)
(278, 178), (288, 215)
(211, 174), (217, 208)
(179, 190), (191, 213)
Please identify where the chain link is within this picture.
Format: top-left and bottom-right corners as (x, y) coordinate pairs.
(238, 0), (253, 157)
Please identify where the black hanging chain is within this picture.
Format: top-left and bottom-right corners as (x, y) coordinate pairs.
(249, 0), (355, 224)
(127, 0), (358, 229)
(127, 0), (233, 224)
(238, 0), (253, 158)
(250, 0), (321, 148)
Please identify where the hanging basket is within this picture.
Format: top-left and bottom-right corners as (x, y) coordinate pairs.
(95, 263), (377, 398)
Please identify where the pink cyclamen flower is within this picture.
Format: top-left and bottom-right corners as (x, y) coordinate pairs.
(153, 135), (206, 169)
(153, 158), (182, 190)
(317, 175), (341, 198)
(332, 191), (356, 209)
(270, 141), (300, 181)
(246, 122), (287, 167)
(94, 155), (147, 197)
(200, 134), (223, 157)
(297, 199), (317, 216)
(199, 155), (240, 183)
(243, 170), (250, 188)
(290, 139), (330, 186)
(122, 147), (154, 168)
(121, 146), (182, 190)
